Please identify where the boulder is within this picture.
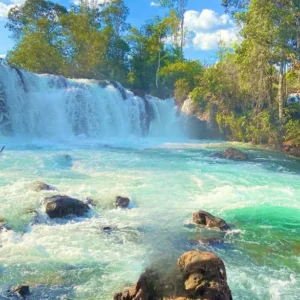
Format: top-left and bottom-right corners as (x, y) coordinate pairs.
(283, 140), (300, 157)
(113, 269), (160, 300)
(177, 251), (232, 300)
(213, 147), (248, 160)
(44, 195), (89, 219)
(10, 285), (30, 297)
(114, 251), (232, 300)
(115, 196), (130, 208)
(31, 181), (56, 192)
(192, 210), (230, 231)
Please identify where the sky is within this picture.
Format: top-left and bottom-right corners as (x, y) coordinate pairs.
(0, 0), (239, 63)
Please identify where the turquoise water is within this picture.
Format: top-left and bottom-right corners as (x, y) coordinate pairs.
(0, 141), (299, 299)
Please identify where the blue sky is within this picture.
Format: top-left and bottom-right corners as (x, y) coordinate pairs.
(0, 0), (238, 63)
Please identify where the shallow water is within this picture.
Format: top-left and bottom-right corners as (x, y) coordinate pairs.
(0, 141), (299, 300)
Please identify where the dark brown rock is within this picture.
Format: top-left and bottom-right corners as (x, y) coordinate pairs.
(45, 195), (89, 218)
(11, 285), (30, 297)
(283, 141), (300, 157)
(113, 269), (160, 300)
(130, 89), (146, 99)
(115, 196), (130, 208)
(213, 148), (248, 160)
(193, 210), (230, 231)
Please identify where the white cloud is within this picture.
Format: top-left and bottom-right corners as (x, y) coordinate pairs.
(0, 2), (15, 18)
(150, 1), (160, 6)
(184, 9), (239, 51)
(72, 0), (110, 4)
(8, 0), (26, 4)
(192, 28), (239, 50)
(0, 53), (6, 58)
(185, 9), (232, 32)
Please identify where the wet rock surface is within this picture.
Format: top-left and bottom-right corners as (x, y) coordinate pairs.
(213, 148), (249, 160)
(44, 195), (90, 219)
(31, 181), (56, 192)
(115, 196), (130, 208)
(192, 211), (230, 231)
(9, 285), (31, 298)
(283, 140), (300, 157)
(0, 218), (11, 232)
(113, 250), (232, 300)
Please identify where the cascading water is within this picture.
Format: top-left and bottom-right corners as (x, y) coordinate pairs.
(0, 65), (183, 141)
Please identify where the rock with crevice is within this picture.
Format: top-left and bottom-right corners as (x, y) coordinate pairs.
(177, 251), (232, 300)
(212, 147), (249, 160)
(192, 210), (230, 231)
(44, 195), (90, 219)
(113, 251), (232, 300)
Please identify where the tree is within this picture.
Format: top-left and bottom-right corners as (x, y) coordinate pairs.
(99, 0), (130, 83)
(6, 0), (67, 41)
(158, 0), (188, 54)
(60, 1), (109, 78)
(6, 0), (67, 73)
(127, 16), (174, 94)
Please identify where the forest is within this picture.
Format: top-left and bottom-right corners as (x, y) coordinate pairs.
(2, 0), (300, 149)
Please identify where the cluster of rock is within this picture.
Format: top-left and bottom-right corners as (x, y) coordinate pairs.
(114, 250), (232, 300)
(1, 157), (235, 300)
(114, 209), (232, 299)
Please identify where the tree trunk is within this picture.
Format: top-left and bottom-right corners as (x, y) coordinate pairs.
(180, 15), (184, 54)
(278, 62), (284, 123)
(156, 50), (161, 89)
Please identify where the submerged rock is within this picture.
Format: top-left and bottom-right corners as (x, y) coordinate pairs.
(10, 285), (31, 297)
(31, 181), (56, 192)
(44, 195), (89, 219)
(213, 147), (249, 160)
(193, 210), (230, 231)
(115, 196), (130, 208)
(0, 218), (11, 232)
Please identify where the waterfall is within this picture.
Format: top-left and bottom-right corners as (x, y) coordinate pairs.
(0, 65), (183, 141)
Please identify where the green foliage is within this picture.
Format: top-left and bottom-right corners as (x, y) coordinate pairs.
(284, 120), (300, 146)
(7, 30), (65, 74)
(174, 78), (190, 104)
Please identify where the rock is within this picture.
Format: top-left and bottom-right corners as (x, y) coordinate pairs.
(86, 197), (96, 207)
(63, 154), (72, 161)
(44, 195), (89, 218)
(213, 147), (248, 160)
(31, 181), (56, 192)
(10, 285), (30, 297)
(192, 210), (230, 231)
(130, 89), (146, 99)
(114, 251), (232, 300)
(177, 251), (232, 300)
(0, 219), (11, 232)
(115, 196), (130, 208)
(113, 269), (160, 300)
(283, 140), (300, 157)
